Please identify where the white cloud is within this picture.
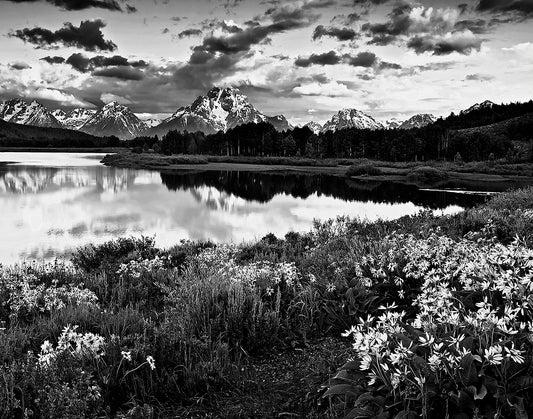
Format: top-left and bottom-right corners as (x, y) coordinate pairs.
(100, 93), (132, 104)
(293, 81), (352, 97)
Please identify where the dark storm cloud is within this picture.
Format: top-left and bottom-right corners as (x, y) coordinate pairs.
(8, 61), (31, 70)
(312, 25), (358, 41)
(465, 73), (494, 81)
(344, 51), (378, 67)
(295, 50), (342, 67)
(476, 0), (533, 17)
(178, 29), (203, 39)
(10, 20), (117, 52)
(40, 55), (65, 64)
(295, 50), (398, 69)
(361, 2), (414, 45)
(351, 0), (391, 5)
(63, 53), (148, 72)
(454, 19), (489, 34)
(0, 0), (135, 12)
(172, 1), (331, 92)
(407, 33), (482, 55)
(92, 67), (144, 80)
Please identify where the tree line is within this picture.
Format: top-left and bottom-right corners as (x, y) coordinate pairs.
(129, 99), (533, 162)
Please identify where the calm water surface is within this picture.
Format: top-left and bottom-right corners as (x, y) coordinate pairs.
(0, 152), (527, 264)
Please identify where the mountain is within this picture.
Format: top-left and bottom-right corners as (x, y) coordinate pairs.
(383, 118), (402, 129)
(140, 117), (161, 128)
(150, 87), (289, 136)
(304, 121), (322, 134)
(266, 115), (292, 131)
(461, 100), (495, 115)
(53, 108), (97, 130)
(0, 99), (27, 122)
(398, 114), (436, 129)
(0, 99), (62, 128)
(321, 109), (384, 133)
(0, 117), (105, 145)
(80, 101), (148, 139)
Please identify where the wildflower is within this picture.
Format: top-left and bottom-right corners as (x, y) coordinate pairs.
(121, 351), (132, 362)
(484, 346), (504, 366)
(326, 283), (336, 293)
(505, 345), (525, 364)
(360, 354), (372, 371)
(419, 333), (435, 346)
(146, 355), (156, 370)
(265, 287), (274, 296)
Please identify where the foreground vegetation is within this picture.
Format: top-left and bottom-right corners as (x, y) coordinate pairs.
(1, 188), (533, 417)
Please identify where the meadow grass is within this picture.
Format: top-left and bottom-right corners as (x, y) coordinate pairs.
(1, 187), (533, 417)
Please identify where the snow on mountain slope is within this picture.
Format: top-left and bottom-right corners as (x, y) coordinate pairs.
(80, 101), (148, 139)
(383, 118), (402, 129)
(151, 87), (289, 136)
(398, 113), (436, 129)
(321, 109), (384, 133)
(266, 115), (292, 131)
(461, 100), (495, 115)
(0, 99), (62, 128)
(53, 108), (97, 130)
(304, 121), (322, 134)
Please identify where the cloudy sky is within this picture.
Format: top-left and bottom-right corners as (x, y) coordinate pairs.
(0, 0), (532, 124)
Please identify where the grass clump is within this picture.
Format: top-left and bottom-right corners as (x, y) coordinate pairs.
(345, 162), (382, 176)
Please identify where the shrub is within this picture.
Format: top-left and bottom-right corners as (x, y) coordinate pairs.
(406, 166), (448, 183)
(346, 163), (382, 176)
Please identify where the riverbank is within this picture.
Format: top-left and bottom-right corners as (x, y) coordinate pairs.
(101, 151), (533, 186)
(1, 187), (533, 417)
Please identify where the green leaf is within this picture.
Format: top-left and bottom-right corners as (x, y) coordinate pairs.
(513, 376), (533, 392)
(323, 384), (359, 398)
(458, 390), (475, 411)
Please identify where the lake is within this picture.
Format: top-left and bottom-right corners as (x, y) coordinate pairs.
(0, 152), (527, 265)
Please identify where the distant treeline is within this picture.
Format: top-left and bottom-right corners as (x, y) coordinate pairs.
(129, 100), (533, 162)
(0, 119), (121, 148)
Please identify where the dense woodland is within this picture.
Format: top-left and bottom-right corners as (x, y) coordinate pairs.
(131, 100), (533, 162)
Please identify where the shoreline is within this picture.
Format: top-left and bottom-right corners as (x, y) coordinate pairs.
(0, 147), (126, 153)
(100, 151), (533, 186)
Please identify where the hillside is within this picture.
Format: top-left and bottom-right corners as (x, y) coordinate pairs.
(451, 112), (533, 141)
(0, 119), (119, 147)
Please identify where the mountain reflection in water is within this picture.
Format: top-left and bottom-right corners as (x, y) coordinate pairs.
(1, 159), (527, 264)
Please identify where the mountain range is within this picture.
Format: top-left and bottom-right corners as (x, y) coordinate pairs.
(0, 89), (495, 139)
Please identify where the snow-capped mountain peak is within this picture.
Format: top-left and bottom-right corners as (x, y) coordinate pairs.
(398, 113), (435, 129)
(304, 121), (322, 134)
(151, 86), (289, 136)
(0, 98), (28, 122)
(321, 109), (384, 133)
(461, 100), (495, 115)
(383, 118), (402, 129)
(80, 102), (148, 139)
(0, 99), (62, 128)
(53, 108), (97, 130)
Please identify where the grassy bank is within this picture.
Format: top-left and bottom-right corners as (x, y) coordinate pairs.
(1, 188), (533, 417)
(101, 151), (533, 180)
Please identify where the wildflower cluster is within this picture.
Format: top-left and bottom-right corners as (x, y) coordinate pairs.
(333, 232), (533, 418)
(116, 255), (166, 279)
(0, 265), (98, 320)
(195, 245), (300, 292)
(38, 325), (105, 366)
